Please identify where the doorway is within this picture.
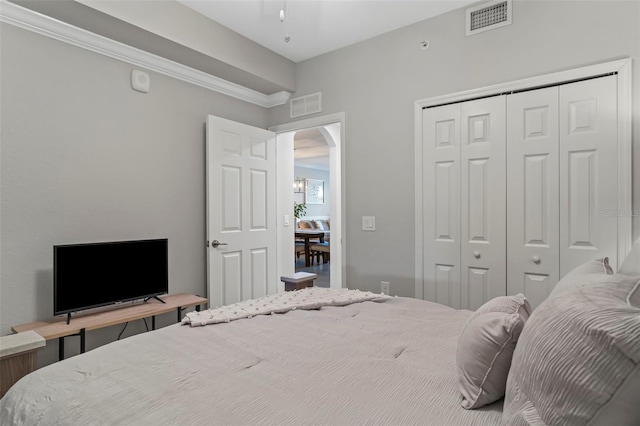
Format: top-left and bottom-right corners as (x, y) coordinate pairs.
(271, 113), (345, 291)
(293, 129), (331, 286)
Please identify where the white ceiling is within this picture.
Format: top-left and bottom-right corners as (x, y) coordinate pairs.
(177, 0), (477, 168)
(294, 128), (330, 170)
(179, 0), (477, 63)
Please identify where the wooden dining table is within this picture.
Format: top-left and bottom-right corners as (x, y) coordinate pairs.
(295, 229), (329, 267)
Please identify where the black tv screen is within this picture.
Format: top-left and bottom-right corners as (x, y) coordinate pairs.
(54, 239), (168, 316)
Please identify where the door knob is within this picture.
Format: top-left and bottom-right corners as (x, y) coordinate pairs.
(533, 256), (541, 264)
(211, 240), (228, 248)
(473, 251), (481, 259)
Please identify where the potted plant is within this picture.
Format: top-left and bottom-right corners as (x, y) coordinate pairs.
(294, 202), (307, 220)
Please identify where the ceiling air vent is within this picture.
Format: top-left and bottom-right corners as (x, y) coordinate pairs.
(290, 92), (322, 118)
(466, 0), (512, 36)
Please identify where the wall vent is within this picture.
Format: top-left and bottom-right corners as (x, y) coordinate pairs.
(466, 0), (512, 36)
(290, 92), (322, 118)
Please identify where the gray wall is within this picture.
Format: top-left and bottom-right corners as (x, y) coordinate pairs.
(294, 166), (330, 218)
(268, 0), (640, 298)
(0, 24), (268, 365)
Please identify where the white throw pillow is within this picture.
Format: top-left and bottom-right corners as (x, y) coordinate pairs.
(456, 294), (531, 409)
(504, 273), (640, 425)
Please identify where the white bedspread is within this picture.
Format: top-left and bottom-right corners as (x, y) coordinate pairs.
(183, 288), (389, 326)
(0, 296), (503, 425)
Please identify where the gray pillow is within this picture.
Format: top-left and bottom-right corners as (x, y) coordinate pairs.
(548, 257), (613, 298)
(503, 273), (640, 425)
(621, 238), (640, 308)
(620, 237), (640, 275)
(456, 294), (531, 409)
(628, 279), (640, 308)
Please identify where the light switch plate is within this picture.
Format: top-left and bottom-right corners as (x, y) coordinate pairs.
(362, 216), (375, 231)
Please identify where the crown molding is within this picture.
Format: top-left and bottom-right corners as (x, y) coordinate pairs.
(0, 1), (291, 108)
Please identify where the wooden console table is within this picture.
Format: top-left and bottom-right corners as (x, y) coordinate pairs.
(12, 293), (207, 360)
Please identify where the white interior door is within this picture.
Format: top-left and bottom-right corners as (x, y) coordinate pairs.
(507, 87), (560, 308)
(460, 96), (506, 310)
(422, 104), (462, 308)
(559, 75), (618, 274)
(206, 116), (277, 308)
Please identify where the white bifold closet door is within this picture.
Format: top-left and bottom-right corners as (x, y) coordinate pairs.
(424, 74), (619, 310)
(423, 96), (506, 310)
(559, 76), (618, 274)
(506, 75), (618, 306)
(423, 104), (462, 308)
(460, 97), (506, 310)
(506, 87), (560, 307)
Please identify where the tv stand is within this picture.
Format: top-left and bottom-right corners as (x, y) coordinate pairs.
(64, 296), (168, 325)
(12, 293), (207, 361)
(144, 295), (166, 304)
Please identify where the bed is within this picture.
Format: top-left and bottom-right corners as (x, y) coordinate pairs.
(1, 249), (639, 425)
(0, 292), (503, 425)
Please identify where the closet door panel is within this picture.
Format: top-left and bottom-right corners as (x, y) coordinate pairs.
(461, 96), (506, 310)
(559, 76), (618, 274)
(423, 104), (461, 308)
(506, 87), (560, 307)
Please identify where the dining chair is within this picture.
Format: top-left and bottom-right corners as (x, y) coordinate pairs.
(310, 242), (330, 264)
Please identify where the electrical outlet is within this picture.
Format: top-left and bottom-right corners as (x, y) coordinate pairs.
(381, 281), (390, 295)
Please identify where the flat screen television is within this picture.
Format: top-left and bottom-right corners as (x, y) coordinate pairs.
(54, 238), (168, 317)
